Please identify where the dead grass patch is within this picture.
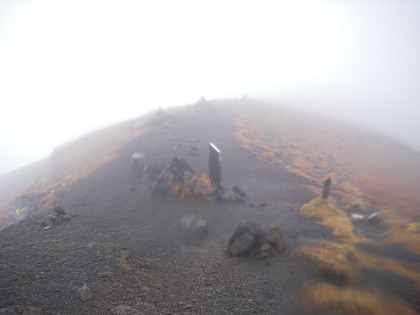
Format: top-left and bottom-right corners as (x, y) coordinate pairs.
(234, 104), (420, 254)
(301, 197), (365, 244)
(294, 241), (360, 281)
(168, 174), (214, 201)
(0, 119), (149, 224)
(298, 283), (417, 315)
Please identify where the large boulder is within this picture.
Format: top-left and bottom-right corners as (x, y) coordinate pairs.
(228, 222), (285, 257)
(229, 232), (256, 257)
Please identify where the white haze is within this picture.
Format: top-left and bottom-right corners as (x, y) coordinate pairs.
(0, 0), (419, 175)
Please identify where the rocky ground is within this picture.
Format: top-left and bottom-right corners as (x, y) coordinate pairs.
(0, 101), (418, 314)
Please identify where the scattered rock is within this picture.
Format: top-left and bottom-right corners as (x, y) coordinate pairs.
(41, 215), (55, 227)
(232, 186), (246, 198)
(259, 243), (272, 257)
(217, 186), (246, 203)
(54, 206), (67, 216)
(228, 222), (285, 257)
(350, 213), (365, 221)
(184, 304), (195, 311)
(120, 250), (131, 263)
(180, 215), (208, 235)
(367, 212), (382, 224)
(229, 232), (256, 257)
(40, 206), (73, 229)
(77, 284), (93, 301)
(61, 214), (72, 222)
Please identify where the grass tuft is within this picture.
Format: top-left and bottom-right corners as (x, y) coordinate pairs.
(298, 283), (418, 315)
(294, 241), (359, 281)
(301, 197), (365, 244)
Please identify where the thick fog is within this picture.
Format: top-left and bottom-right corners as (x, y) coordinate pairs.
(0, 0), (419, 175)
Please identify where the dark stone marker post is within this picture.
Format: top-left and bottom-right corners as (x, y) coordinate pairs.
(322, 177), (332, 199)
(209, 143), (221, 188)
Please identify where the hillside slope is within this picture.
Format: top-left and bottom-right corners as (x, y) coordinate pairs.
(0, 100), (419, 314)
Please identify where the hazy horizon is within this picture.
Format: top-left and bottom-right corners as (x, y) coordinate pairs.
(1, 0), (419, 175)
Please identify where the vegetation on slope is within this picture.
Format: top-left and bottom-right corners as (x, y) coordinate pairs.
(0, 117), (149, 228)
(234, 103), (420, 313)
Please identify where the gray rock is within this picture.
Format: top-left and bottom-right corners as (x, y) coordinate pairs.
(228, 223), (285, 257)
(54, 206), (67, 216)
(180, 215), (208, 234)
(41, 214), (55, 227)
(222, 189), (245, 202)
(350, 213), (365, 221)
(229, 232), (256, 256)
(246, 222), (264, 238)
(77, 284), (92, 301)
(228, 224), (247, 246)
(232, 186), (246, 198)
(367, 212), (382, 224)
(61, 214), (72, 222)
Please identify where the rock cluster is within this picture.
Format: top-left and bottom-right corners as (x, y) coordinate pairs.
(217, 185), (246, 203)
(228, 222), (285, 257)
(151, 157), (213, 199)
(40, 206), (73, 230)
(349, 211), (382, 224)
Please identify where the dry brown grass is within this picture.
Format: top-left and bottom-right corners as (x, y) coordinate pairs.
(294, 241), (360, 281)
(234, 104), (420, 254)
(235, 104), (420, 312)
(168, 174), (214, 201)
(301, 197), (366, 244)
(298, 283), (418, 315)
(0, 119), (149, 225)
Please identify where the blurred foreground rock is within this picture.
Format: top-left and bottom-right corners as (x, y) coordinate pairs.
(228, 222), (285, 257)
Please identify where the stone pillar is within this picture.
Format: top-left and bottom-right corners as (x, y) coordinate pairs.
(209, 143), (221, 188)
(322, 177), (332, 199)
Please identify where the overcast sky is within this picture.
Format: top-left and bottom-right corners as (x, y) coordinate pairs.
(0, 0), (419, 175)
